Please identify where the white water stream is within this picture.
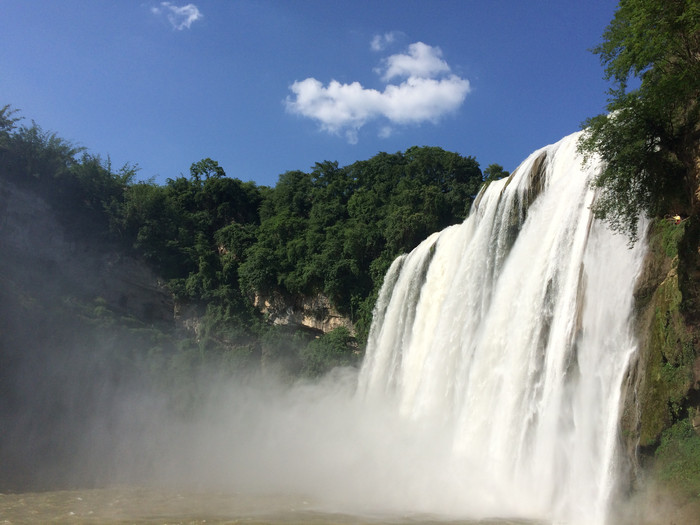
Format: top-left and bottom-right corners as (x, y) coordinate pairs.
(358, 132), (647, 524)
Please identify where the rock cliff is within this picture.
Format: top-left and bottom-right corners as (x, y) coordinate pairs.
(254, 291), (354, 335)
(616, 218), (700, 524)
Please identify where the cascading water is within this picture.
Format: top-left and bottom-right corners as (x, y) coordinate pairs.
(357, 131), (647, 525)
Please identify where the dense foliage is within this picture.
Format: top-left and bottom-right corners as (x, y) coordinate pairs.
(240, 149), (484, 339)
(578, 0), (700, 242)
(0, 104), (496, 377)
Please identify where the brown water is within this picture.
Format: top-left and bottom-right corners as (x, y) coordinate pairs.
(0, 487), (543, 524)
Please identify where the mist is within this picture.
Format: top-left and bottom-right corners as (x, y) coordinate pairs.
(68, 365), (505, 517)
(0, 255), (482, 518)
(1, 277), (532, 522)
(2, 339), (502, 519)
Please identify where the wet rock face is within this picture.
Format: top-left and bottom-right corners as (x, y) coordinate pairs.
(0, 178), (173, 325)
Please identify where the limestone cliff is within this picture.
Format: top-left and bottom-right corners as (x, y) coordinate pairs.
(254, 291), (354, 335)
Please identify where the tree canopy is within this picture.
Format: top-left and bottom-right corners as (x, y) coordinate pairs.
(238, 146), (484, 338)
(578, 0), (700, 241)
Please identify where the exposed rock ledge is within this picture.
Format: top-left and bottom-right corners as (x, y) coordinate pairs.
(254, 291), (354, 335)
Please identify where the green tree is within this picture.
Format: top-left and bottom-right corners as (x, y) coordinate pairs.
(0, 105), (21, 151)
(483, 163), (509, 183)
(189, 157), (225, 184)
(4, 122), (83, 187)
(578, 0), (700, 241)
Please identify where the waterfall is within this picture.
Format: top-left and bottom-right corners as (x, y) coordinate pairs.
(357, 132), (647, 524)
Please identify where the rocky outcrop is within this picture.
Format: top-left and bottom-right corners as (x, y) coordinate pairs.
(254, 291), (354, 335)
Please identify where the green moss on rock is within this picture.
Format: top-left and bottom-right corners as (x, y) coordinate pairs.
(639, 268), (695, 445)
(634, 219), (697, 447)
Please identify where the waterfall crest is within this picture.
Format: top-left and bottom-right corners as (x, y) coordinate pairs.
(357, 132), (647, 524)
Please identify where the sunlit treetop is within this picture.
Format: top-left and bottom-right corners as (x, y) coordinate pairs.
(579, 0), (700, 242)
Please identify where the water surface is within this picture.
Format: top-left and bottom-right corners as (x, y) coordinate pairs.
(0, 487), (544, 524)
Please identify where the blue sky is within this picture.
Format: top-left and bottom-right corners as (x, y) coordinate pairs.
(1, 1), (618, 187)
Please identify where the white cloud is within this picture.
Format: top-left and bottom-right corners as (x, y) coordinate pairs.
(380, 42), (450, 81)
(370, 31), (400, 52)
(285, 41), (470, 143)
(152, 2), (203, 30)
(378, 126), (393, 138)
